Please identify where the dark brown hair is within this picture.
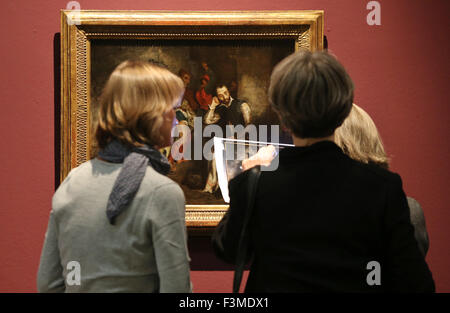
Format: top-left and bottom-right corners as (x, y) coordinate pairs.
(95, 60), (184, 150)
(268, 50), (354, 138)
(178, 68), (191, 78)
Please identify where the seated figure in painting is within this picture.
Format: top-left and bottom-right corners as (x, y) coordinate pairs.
(204, 83), (251, 128)
(203, 83), (252, 193)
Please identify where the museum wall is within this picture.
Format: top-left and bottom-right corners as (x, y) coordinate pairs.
(0, 0), (448, 292)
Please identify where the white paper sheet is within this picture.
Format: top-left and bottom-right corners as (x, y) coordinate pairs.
(213, 137), (294, 203)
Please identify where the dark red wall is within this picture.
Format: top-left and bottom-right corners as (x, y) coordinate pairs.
(0, 0), (448, 292)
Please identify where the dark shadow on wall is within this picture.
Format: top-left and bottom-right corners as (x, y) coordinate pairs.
(188, 236), (244, 271)
(54, 33), (61, 191)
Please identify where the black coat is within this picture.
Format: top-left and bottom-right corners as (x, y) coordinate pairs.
(212, 141), (435, 292)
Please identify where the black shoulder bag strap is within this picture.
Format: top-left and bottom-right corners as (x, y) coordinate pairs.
(233, 166), (261, 293)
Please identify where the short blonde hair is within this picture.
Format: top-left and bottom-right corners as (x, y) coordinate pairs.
(95, 60), (184, 150)
(335, 104), (389, 169)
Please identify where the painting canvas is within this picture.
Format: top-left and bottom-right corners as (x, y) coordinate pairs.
(60, 10), (324, 231)
(90, 39), (294, 205)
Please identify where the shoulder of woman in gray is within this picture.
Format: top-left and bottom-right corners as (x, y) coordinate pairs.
(407, 196), (429, 257)
(141, 167), (187, 223)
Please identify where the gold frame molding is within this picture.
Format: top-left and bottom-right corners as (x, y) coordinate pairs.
(60, 10), (324, 234)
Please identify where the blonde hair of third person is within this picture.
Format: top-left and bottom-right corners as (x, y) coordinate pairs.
(335, 104), (389, 169)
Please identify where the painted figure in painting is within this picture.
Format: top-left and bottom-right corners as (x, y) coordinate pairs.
(203, 83), (252, 193)
(204, 83), (251, 128)
(200, 61), (217, 96)
(178, 69), (198, 112)
(196, 74), (213, 112)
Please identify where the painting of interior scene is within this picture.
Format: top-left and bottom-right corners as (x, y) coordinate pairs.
(91, 39), (294, 204)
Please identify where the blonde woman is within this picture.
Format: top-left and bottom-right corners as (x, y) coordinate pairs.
(335, 104), (430, 257)
(37, 60), (191, 292)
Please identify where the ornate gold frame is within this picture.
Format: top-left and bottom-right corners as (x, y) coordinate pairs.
(60, 10), (324, 234)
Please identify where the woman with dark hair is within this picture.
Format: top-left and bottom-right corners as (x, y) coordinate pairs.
(37, 60), (191, 292)
(212, 50), (434, 292)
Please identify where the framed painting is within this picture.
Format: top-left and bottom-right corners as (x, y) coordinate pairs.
(60, 10), (324, 234)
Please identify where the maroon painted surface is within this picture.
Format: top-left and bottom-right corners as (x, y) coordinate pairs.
(0, 0), (448, 292)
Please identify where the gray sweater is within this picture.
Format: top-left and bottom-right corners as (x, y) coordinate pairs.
(37, 158), (191, 293)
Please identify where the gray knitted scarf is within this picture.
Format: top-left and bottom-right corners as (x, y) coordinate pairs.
(98, 140), (171, 225)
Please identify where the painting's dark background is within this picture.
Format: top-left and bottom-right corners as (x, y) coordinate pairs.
(0, 0), (449, 292)
(91, 39), (292, 125)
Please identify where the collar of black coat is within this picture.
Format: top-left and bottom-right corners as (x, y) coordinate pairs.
(279, 140), (343, 161)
